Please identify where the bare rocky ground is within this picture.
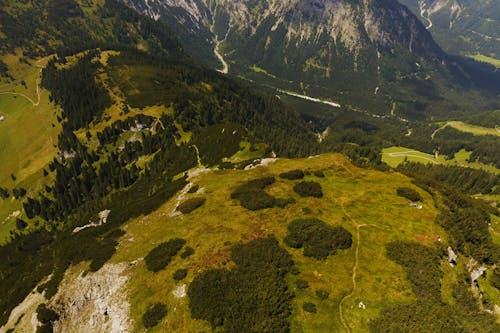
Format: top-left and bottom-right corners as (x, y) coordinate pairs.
(52, 263), (133, 333)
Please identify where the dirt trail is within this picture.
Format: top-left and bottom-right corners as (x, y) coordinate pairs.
(0, 67), (42, 107)
(338, 205), (388, 333)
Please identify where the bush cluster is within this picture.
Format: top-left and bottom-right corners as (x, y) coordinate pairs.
(314, 170), (325, 178)
(36, 304), (59, 333)
(303, 302), (317, 313)
(188, 237), (294, 332)
(173, 268), (188, 281)
(316, 289), (330, 300)
(145, 238), (186, 272)
(180, 246), (195, 259)
(396, 187), (422, 202)
(293, 181), (323, 198)
(142, 303), (167, 328)
(231, 177), (294, 210)
(279, 170), (305, 180)
(285, 219), (352, 260)
(177, 197), (206, 214)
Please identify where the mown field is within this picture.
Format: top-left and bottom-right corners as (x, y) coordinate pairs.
(382, 146), (500, 174)
(442, 121), (500, 137)
(0, 54), (59, 243)
(467, 54), (500, 68)
(108, 153), (447, 332)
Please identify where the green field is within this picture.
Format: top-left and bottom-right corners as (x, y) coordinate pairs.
(104, 154), (447, 332)
(444, 121), (500, 137)
(467, 54), (500, 68)
(382, 146), (500, 174)
(0, 55), (60, 242)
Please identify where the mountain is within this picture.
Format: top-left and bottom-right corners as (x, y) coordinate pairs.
(0, 1), (499, 332)
(120, 0), (499, 119)
(397, 0), (500, 65)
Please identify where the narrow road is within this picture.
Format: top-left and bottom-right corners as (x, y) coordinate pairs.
(385, 151), (439, 164)
(277, 89), (341, 108)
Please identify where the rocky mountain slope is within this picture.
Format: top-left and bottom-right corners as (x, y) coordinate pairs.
(120, 0), (499, 119)
(397, 0), (500, 62)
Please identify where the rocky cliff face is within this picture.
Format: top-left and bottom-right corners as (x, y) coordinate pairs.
(397, 0), (500, 58)
(120, 0), (495, 118)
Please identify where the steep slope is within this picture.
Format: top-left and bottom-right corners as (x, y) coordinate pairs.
(398, 0), (500, 64)
(120, 0), (499, 119)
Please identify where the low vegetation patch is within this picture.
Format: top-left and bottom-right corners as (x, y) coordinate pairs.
(296, 279), (309, 289)
(303, 302), (317, 313)
(173, 268), (188, 281)
(187, 184), (199, 194)
(313, 170), (325, 178)
(231, 177), (294, 210)
(370, 241), (499, 332)
(36, 304), (59, 333)
(279, 169), (305, 180)
(177, 197), (206, 214)
(142, 303), (167, 328)
(396, 187), (422, 202)
(144, 238), (186, 272)
(316, 289), (329, 300)
(293, 181), (323, 198)
(180, 246), (194, 259)
(285, 218), (352, 260)
(188, 237), (294, 332)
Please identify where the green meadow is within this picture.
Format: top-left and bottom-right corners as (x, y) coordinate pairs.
(110, 154), (447, 332)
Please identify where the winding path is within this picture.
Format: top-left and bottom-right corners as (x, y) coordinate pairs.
(0, 67), (42, 107)
(338, 205), (390, 332)
(338, 223), (367, 333)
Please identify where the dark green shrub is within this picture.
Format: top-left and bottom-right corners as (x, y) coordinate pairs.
(36, 325), (53, 333)
(293, 181), (323, 198)
(188, 184), (200, 193)
(0, 187), (9, 199)
(237, 191), (276, 210)
(231, 177), (275, 199)
(279, 170), (305, 180)
(231, 177), (294, 210)
(314, 170), (325, 178)
(316, 289), (330, 300)
(177, 197), (206, 214)
(274, 198), (296, 208)
(302, 207), (312, 214)
(145, 238), (186, 272)
(303, 302), (317, 313)
(296, 279), (309, 289)
(181, 246), (195, 259)
(16, 218), (28, 230)
(142, 303), (167, 328)
(396, 187), (422, 202)
(492, 267), (500, 290)
(188, 237), (294, 332)
(285, 219), (352, 260)
(36, 304), (59, 324)
(173, 268), (188, 281)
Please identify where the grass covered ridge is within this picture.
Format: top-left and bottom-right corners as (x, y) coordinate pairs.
(107, 153), (459, 332)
